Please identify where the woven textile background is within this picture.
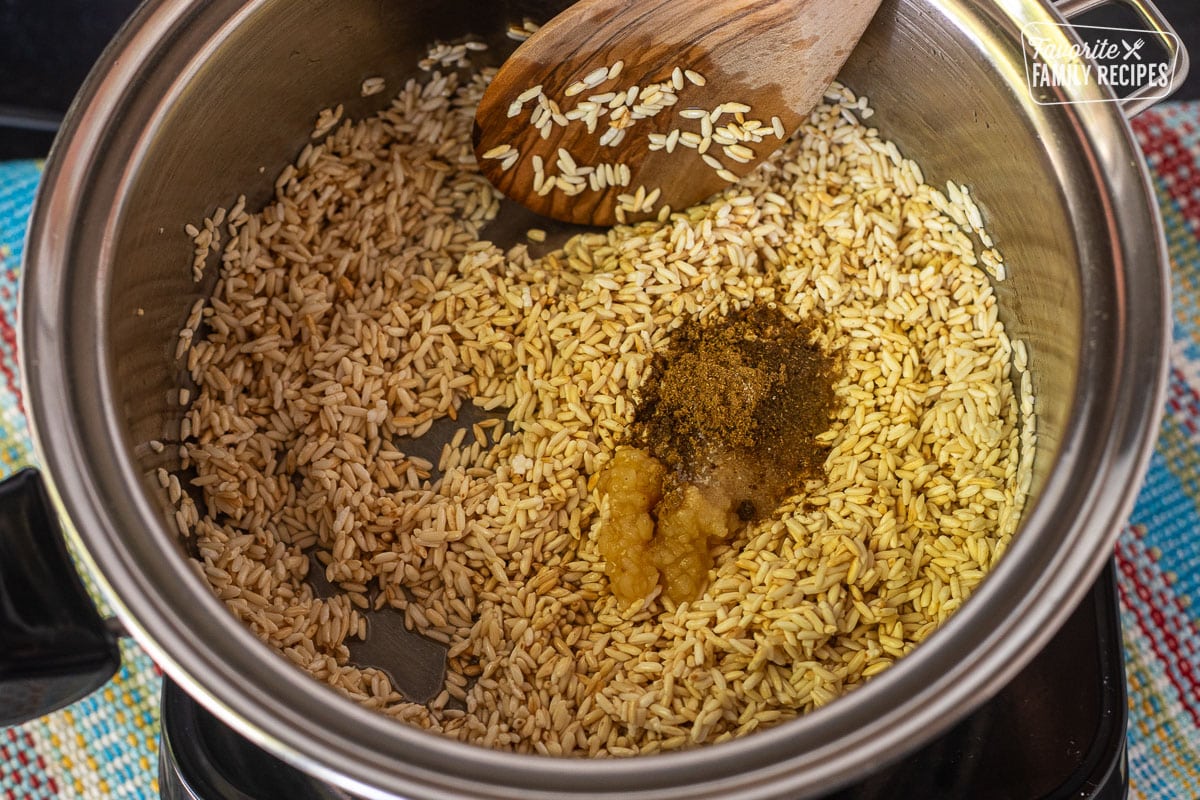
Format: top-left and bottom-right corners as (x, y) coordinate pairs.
(2, 103), (1199, 799)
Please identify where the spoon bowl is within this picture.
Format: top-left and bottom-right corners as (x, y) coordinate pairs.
(473, 0), (883, 225)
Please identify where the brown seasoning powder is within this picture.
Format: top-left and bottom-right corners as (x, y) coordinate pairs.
(635, 301), (840, 497)
(595, 303), (841, 604)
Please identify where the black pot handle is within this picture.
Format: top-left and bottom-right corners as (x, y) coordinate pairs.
(0, 468), (121, 725)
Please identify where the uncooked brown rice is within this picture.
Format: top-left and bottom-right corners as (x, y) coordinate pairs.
(170, 43), (1034, 757)
(361, 76), (387, 98)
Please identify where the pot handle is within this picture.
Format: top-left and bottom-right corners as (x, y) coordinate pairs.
(1053, 0), (1191, 117)
(0, 468), (121, 726)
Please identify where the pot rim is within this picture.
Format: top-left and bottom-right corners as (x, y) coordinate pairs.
(18, 0), (1175, 797)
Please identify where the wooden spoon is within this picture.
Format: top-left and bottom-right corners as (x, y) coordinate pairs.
(474, 0), (882, 227)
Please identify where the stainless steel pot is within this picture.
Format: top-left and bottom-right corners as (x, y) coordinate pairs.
(11, 0), (1187, 797)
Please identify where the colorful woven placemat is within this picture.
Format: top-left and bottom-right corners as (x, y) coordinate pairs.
(0, 163), (163, 799)
(2, 103), (1200, 799)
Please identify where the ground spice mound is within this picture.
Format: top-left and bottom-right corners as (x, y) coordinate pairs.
(595, 303), (842, 604)
(637, 301), (839, 491)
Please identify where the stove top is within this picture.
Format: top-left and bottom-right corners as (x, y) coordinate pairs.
(158, 563), (1127, 800)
